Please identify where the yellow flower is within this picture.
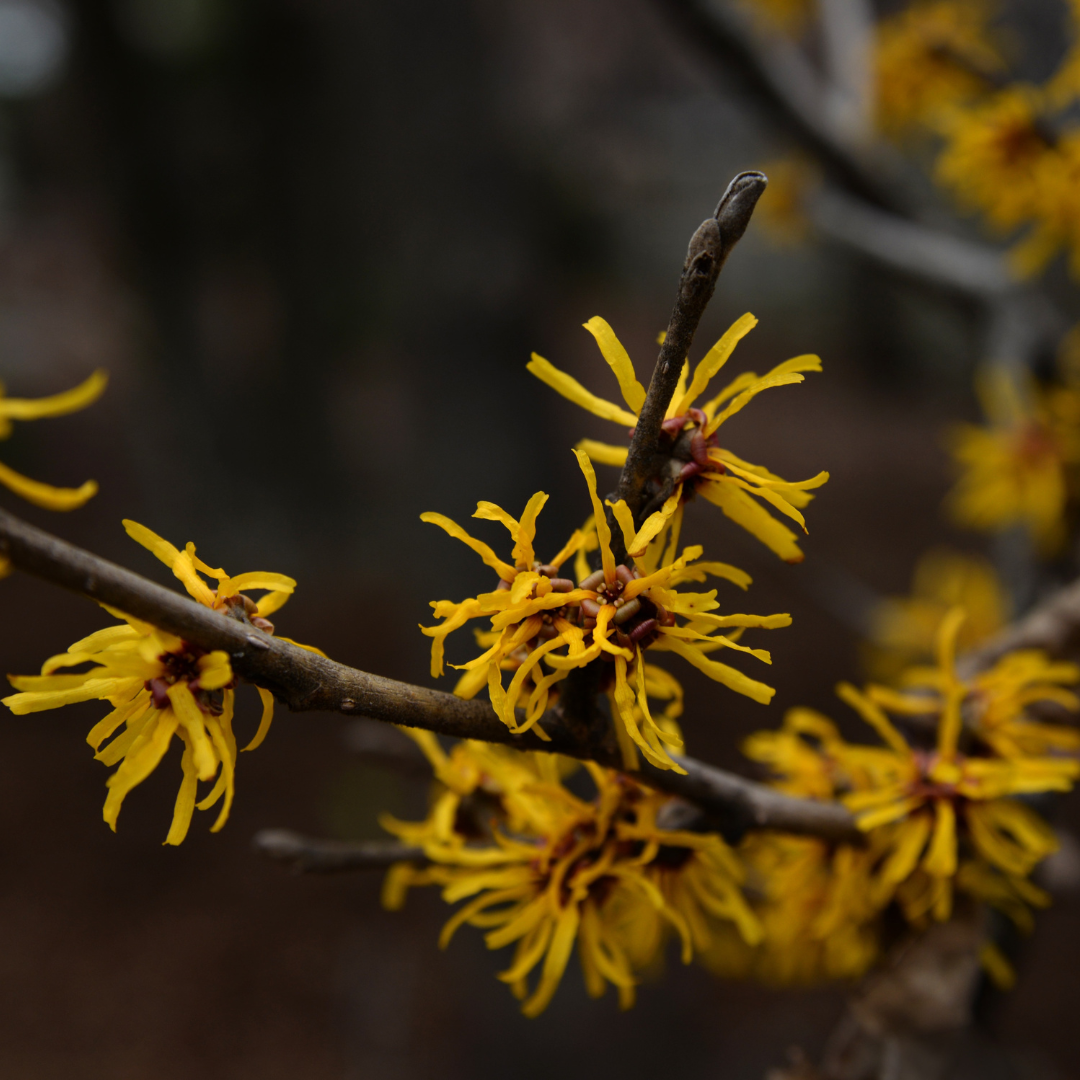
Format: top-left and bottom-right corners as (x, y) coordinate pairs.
(935, 87), (1051, 233)
(421, 451), (791, 772)
(699, 833), (881, 986)
(838, 609), (1076, 923)
(382, 736), (761, 1016)
(2, 520), (317, 843)
(866, 547), (1007, 679)
(1011, 133), (1080, 278)
(746, 609), (1076, 933)
(0, 368), (107, 512)
(874, 0), (1002, 136)
(946, 368), (1080, 551)
(527, 314), (828, 562)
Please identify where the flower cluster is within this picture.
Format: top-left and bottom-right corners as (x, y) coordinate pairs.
(3, 521), (321, 843)
(866, 547), (1007, 680)
(381, 731), (761, 1016)
(874, 0), (1002, 137)
(421, 449), (791, 772)
(739, 608), (1079, 986)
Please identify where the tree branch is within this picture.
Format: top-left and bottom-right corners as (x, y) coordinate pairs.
(958, 574), (1080, 678)
(654, 0), (900, 210)
(808, 187), (1014, 299)
(252, 829), (423, 873)
(0, 506), (859, 842)
(614, 171), (767, 537)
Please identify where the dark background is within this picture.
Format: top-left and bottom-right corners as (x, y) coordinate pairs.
(0, 0), (1075, 1076)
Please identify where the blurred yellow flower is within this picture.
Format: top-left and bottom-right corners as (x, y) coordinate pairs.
(745, 608), (1077, 937)
(875, 0), (1002, 135)
(528, 313), (828, 562)
(946, 368), (1080, 551)
(935, 87), (1050, 233)
(382, 734), (761, 1016)
(841, 609), (1076, 922)
(0, 368), (107, 513)
(700, 832), (881, 986)
(866, 547), (1007, 679)
(3, 520), (319, 843)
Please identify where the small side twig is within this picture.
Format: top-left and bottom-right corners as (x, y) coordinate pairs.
(253, 829), (423, 873)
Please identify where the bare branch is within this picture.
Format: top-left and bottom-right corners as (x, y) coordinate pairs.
(0, 506), (861, 842)
(808, 187), (1014, 298)
(958, 574), (1080, 677)
(817, 0), (874, 145)
(654, 0), (900, 209)
(252, 829), (422, 873)
(614, 171), (767, 538)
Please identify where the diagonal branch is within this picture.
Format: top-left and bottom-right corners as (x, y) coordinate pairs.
(0, 505), (859, 843)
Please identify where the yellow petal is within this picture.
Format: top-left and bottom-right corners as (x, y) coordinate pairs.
(243, 687), (275, 751)
(122, 519), (182, 569)
(576, 439), (628, 467)
(572, 449), (616, 585)
(102, 709), (179, 831)
(0, 369), (107, 419)
(513, 491), (549, 568)
(0, 458), (96, 510)
(420, 513), (516, 581)
(609, 499), (636, 557)
(582, 316), (646, 413)
(673, 312), (757, 416)
(164, 742), (200, 847)
(167, 683), (218, 781)
(697, 479), (804, 562)
(662, 635), (775, 704)
(527, 354), (638, 426)
(705, 370), (810, 436)
(922, 800), (958, 878)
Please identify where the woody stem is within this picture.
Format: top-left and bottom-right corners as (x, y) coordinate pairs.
(611, 171), (767, 557)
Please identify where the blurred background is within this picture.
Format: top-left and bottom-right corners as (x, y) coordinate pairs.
(0, 0), (1076, 1076)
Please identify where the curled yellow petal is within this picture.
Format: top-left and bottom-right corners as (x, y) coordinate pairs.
(582, 317), (646, 413)
(0, 458), (97, 510)
(527, 354), (638, 426)
(0, 369), (108, 420)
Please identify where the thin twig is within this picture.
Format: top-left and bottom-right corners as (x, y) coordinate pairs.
(0, 506), (860, 842)
(252, 829), (422, 873)
(614, 171), (767, 539)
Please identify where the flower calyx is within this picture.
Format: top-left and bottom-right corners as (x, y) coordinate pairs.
(579, 564), (676, 651)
